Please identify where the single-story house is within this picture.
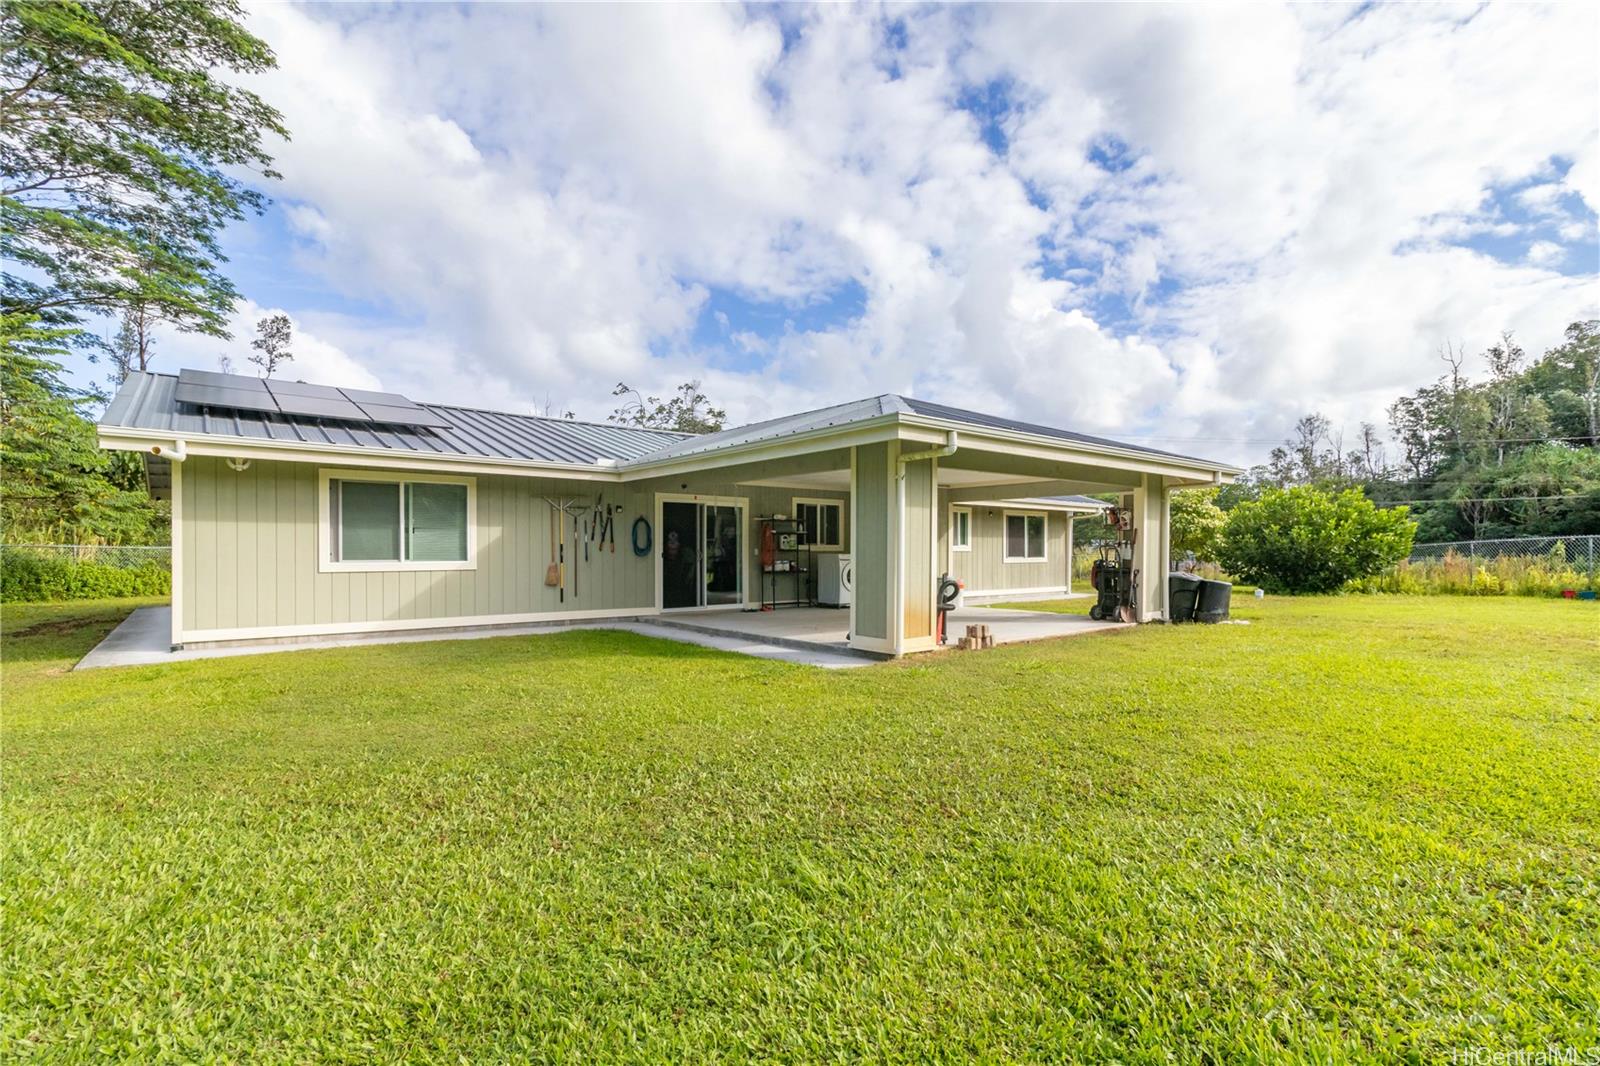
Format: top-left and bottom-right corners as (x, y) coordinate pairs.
(99, 370), (1239, 656)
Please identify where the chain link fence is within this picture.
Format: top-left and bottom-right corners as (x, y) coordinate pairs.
(1409, 535), (1597, 573)
(1, 544), (172, 570)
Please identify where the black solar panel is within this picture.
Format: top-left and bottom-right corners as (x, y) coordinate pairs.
(174, 381), (280, 414)
(264, 380), (368, 420)
(262, 378), (343, 398)
(356, 402), (452, 428)
(177, 368), (269, 392)
(173, 367), (446, 429)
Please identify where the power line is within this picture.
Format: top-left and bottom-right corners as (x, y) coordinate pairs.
(1373, 495), (1589, 506)
(1112, 433), (1598, 446)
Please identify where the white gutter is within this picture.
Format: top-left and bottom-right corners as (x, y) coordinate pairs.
(897, 430), (958, 477)
(149, 439), (187, 462)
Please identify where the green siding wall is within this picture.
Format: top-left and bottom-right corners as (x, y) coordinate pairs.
(851, 443), (892, 641)
(901, 458), (935, 639)
(629, 476), (851, 607)
(943, 497), (1071, 593)
(180, 457), (658, 637)
(178, 458), (856, 639)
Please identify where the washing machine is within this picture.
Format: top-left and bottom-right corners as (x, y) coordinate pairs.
(817, 553), (853, 607)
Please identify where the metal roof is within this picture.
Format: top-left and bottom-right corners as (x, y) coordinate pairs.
(102, 372), (690, 465)
(101, 374), (1232, 474)
(631, 393), (1221, 468)
(896, 396), (1211, 465)
(631, 395), (902, 463)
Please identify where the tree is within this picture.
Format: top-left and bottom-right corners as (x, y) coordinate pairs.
(1, 0), (286, 343)
(1218, 486), (1415, 594)
(248, 313), (293, 377)
(0, 314), (166, 543)
(609, 381), (727, 434)
(1527, 320), (1599, 445)
(108, 303), (155, 385)
(1169, 488), (1226, 563)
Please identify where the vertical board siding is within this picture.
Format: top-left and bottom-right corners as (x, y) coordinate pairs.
(901, 459), (935, 639)
(182, 459), (658, 637)
(851, 443), (892, 640)
(945, 502), (1071, 593)
(180, 457), (861, 639)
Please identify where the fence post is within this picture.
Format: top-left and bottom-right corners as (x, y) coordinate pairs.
(1589, 534), (1595, 577)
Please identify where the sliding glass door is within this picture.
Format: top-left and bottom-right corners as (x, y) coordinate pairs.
(660, 499), (745, 609)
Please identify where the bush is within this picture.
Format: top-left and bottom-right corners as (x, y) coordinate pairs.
(0, 552), (170, 602)
(1170, 488), (1227, 563)
(1218, 486), (1415, 594)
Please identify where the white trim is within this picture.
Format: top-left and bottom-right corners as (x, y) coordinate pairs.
(893, 441), (905, 652)
(653, 492), (750, 612)
(847, 447), (857, 647)
(178, 605), (658, 645)
(317, 468), (477, 573)
(1066, 515), (1075, 595)
(849, 632), (896, 655)
(791, 496), (844, 551)
(959, 585), (1072, 599)
(99, 429), (619, 481)
(101, 406), (1242, 488)
(1001, 508), (1049, 563)
(170, 458), (184, 648)
(949, 505), (972, 552)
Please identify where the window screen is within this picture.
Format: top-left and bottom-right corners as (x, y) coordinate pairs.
(339, 481), (401, 561)
(818, 504), (840, 547)
(406, 482), (468, 562)
(795, 500), (841, 548)
(1005, 513), (1046, 560)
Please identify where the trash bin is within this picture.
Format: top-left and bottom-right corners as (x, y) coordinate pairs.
(1168, 572), (1202, 622)
(1195, 579), (1232, 623)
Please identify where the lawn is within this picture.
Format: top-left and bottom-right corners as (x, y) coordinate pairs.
(3, 595), (1597, 1062)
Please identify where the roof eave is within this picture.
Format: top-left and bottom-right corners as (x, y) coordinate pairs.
(96, 427), (625, 481)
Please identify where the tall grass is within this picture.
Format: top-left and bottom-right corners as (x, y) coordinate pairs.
(1350, 546), (1599, 597)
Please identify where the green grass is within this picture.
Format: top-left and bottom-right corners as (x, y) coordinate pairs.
(3, 595), (1597, 1062)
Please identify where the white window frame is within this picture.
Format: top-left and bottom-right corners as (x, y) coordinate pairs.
(318, 469), (477, 573)
(950, 506), (972, 552)
(1002, 509), (1048, 564)
(791, 497), (844, 552)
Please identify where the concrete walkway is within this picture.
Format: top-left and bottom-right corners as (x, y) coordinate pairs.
(78, 601), (1127, 674)
(74, 607), (876, 671)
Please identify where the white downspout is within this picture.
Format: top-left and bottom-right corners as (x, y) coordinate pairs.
(150, 439), (188, 462)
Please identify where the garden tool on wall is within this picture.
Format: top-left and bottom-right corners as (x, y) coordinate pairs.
(545, 506), (559, 588)
(544, 496), (587, 603)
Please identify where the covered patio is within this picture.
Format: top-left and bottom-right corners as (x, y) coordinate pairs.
(626, 395), (1236, 657)
(657, 603), (1130, 656)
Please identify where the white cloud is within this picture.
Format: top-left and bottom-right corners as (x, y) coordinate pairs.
(152, 301), (381, 390)
(195, 0), (1600, 464)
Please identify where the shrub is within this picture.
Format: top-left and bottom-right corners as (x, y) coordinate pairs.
(1218, 487), (1415, 594)
(0, 552), (170, 602)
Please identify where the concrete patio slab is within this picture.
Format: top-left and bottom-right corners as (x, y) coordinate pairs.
(74, 607), (876, 671)
(654, 604), (1128, 651)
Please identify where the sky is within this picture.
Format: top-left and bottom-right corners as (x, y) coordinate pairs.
(80, 2), (1600, 467)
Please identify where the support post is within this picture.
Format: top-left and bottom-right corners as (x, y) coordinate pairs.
(1131, 474), (1170, 622)
(847, 440), (940, 655)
